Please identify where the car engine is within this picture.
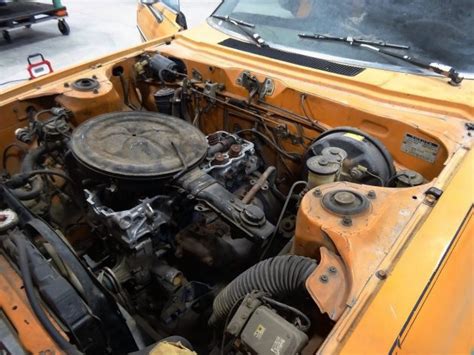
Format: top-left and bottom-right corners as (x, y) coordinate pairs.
(0, 52), (444, 355)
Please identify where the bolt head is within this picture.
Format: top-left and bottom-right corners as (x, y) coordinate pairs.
(229, 144), (242, 156)
(342, 215), (353, 227)
(319, 274), (329, 283)
(328, 266), (337, 274)
(368, 190), (376, 199)
(376, 270), (387, 280)
(227, 325), (237, 333)
(214, 152), (226, 164)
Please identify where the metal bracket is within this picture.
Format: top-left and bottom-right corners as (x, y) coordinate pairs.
(424, 186), (443, 206)
(203, 81), (224, 103)
(275, 124), (304, 145)
(261, 77), (275, 98)
(237, 71), (274, 103)
(192, 68), (203, 81)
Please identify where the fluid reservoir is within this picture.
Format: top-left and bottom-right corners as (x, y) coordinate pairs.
(306, 156), (341, 188)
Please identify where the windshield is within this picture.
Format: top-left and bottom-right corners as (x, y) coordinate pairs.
(211, 0), (474, 75)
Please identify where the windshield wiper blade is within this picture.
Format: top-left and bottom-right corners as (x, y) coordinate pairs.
(298, 33), (463, 85)
(360, 44), (464, 85)
(211, 15), (268, 48)
(211, 15), (255, 28)
(299, 33), (409, 50)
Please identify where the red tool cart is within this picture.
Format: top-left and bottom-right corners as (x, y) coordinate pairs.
(0, 0), (69, 43)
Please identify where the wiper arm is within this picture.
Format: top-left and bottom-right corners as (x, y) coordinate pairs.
(299, 33), (463, 85)
(298, 33), (409, 50)
(360, 44), (464, 85)
(211, 15), (268, 48)
(211, 15), (255, 28)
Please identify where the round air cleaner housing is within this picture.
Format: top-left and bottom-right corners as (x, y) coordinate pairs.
(70, 111), (208, 181)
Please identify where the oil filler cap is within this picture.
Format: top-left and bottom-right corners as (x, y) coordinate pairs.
(241, 205), (266, 227)
(322, 189), (370, 216)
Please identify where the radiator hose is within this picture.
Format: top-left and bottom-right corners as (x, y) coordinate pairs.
(209, 255), (317, 326)
(11, 142), (63, 200)
(11, 145), (48, 200)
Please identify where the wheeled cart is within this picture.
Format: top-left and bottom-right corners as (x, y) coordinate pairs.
(0, 1), (69, 43)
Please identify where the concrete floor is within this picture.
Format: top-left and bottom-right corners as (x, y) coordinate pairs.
(0, 0), (220, 87)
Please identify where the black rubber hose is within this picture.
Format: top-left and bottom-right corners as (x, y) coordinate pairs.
(11, 176), (43, 200)
(11, 145), (48, 200)
(2, 143), (27, 172)
(209, 255), (317, 326)
(10, 143), (65, 200)
(11, 232), (78, 353)
(180, 93), (193, 123)
(20, 145), (47, 173)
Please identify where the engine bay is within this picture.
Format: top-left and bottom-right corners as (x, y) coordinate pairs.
(0, 47), (470, 355)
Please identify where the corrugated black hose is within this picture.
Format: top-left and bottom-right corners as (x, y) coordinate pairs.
(209, 255), (317, 326)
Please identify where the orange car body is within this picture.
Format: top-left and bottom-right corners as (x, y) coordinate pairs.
(0, 2), (472, 354)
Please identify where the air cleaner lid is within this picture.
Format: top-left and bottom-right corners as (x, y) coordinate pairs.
(71, 112), (208, 179)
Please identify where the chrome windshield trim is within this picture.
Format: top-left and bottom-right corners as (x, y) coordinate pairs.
(147, 4), (164, 23)
(136, 25), (148, 42)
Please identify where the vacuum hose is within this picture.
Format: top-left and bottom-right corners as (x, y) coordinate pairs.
(209, 255), (317, 326)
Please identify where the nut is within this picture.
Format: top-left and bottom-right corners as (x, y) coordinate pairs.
(367, 190), (376, 199)
(342, 215), (352, 227)
(229, 144), (242, 158)
(213, 153), (227, 165)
